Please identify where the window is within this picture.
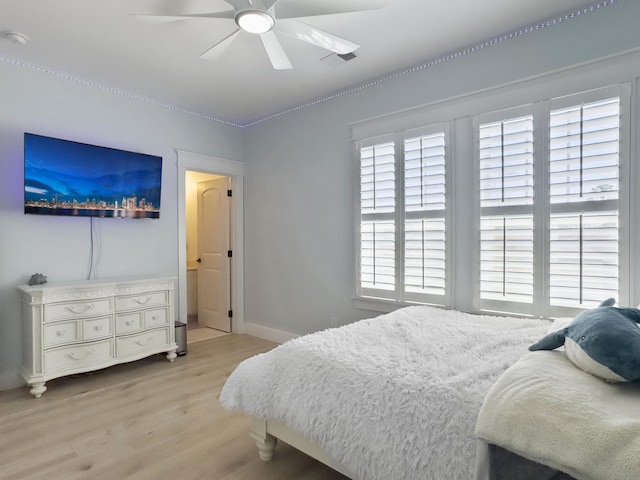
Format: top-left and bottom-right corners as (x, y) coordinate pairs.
(475, 86), (628, 316)
(353, 70), (632, 317)
(357, 125), (449, 305)
(404, 130), (447, 301)
(478, 112), (534, 308)
(548, 97), (620, 308)
(360, 139), (396, 294)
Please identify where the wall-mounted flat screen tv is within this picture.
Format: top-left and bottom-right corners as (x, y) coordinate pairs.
(24, 133), (162, 219)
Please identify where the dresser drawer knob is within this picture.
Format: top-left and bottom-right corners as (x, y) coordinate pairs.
(56, 330), (66, 337)
(126, 320), (134, 326)
(134, 337), (153, 347)
(64, 349), (95, 361)
(64, 304), (95, 314)
(94, 325), (103, 331)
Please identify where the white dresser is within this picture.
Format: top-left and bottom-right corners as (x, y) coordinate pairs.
(18, 276), (178, 398)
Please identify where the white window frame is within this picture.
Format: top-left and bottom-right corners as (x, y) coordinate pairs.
(355, 123), (451, 309)
(358, 133), (397, 301)
(473, 84), (631, 318)
(473, 105), (536, 315)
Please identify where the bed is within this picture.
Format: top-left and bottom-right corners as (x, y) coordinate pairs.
(219, 305), (551, 479)
(220, 306), (640, 479)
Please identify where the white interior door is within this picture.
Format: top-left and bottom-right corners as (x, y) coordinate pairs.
(197, 177), (231, 332)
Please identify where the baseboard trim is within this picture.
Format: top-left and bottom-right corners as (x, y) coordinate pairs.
(0, 372), (24, 393)
(244, 322), (298, 344)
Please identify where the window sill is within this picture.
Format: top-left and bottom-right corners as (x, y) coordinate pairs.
(352, 296), (446, 314)
(352, 296), (406, 314)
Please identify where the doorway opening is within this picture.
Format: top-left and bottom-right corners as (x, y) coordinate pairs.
(177, 150), (245, 343)
(185, 171), (231, 343)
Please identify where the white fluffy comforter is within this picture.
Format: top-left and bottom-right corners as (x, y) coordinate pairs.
(219, 305), (551, 480)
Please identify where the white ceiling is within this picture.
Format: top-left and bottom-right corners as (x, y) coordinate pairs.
(0, 0), (601, 126)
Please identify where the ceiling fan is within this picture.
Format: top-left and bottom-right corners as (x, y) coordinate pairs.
(133, 0), (387, 70)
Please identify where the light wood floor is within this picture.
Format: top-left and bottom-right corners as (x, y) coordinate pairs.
(0, 334), (349, 480)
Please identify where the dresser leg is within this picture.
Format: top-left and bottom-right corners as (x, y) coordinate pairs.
(29, 382), (47, 398)
(166, 349), (177, 362)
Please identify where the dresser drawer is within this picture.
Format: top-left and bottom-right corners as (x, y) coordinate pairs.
(44, 298), (112, 322)
(116, 328), (169, 358)
(115, 291), (168, 312)
(43, 321), (79, 347)
(115, 312), (142, 334)
(44, 339), (113, 373)
(144, 308), (168, 328)
(82, 316), (112, 340)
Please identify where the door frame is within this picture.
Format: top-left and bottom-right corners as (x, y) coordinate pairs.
(177, 149), (245, 333)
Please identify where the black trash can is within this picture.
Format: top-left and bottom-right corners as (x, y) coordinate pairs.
(175, 321), (187, 356)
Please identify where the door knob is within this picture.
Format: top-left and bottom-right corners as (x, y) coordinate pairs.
(196, 258), (202, 263)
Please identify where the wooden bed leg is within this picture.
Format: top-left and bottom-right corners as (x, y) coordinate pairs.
(250, 417), (277, 462)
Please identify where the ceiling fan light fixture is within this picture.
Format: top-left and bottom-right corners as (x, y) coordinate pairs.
(235, 10), (275, 34)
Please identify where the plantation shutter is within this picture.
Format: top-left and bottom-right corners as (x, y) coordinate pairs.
(548, 96), (620, 308)
(403, 129), (447, 301)
(359, 139), (396, 297)
(478, 112), (535, 307)
(355, 80), (629, 316)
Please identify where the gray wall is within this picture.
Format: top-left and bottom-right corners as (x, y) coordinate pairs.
(1, 1), (639, 392)
(0, 61), (243, 390)
(241, 1), (640, 335)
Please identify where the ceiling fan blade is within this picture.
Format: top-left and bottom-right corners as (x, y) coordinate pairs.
(224, 0), (280, 11)
(259, 31), (292, 70)
(262, 0), (281, 10)
(274, 0), (388, 19)
(276, 19), (359, 54)
(200, 29), (242, 61)
(132, 11), (234, 23)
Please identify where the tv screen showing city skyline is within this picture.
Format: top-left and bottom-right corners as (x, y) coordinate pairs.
(24, 133), (162, 218)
